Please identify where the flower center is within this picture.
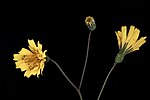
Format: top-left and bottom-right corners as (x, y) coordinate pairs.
(22, 54), (42, 70)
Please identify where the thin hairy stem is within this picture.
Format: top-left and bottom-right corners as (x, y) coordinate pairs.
(79, 30), (92, 89)
(50, 59), (83, 100)
(97, 63), (117, 100)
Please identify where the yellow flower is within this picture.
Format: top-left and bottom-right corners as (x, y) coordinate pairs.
(115, 25), (147, 63)
(85, 16), (96, 31)
(13, 39), (47, 78)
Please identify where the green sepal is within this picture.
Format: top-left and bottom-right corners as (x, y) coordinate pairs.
(45, 55), (50, 63)
(115, 53), (125, 63)
(87, 23), (96, 31)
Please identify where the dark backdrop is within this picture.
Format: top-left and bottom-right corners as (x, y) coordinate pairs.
(0, 1), (149, 100)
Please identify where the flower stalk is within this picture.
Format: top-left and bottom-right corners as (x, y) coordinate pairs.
(50, 58), (83, 100)
(97, 25), (147, 100)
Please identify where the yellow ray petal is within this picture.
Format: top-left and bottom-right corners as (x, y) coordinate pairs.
(15, 60), (24, 68)
(43, 50), (47, 58)
(131, 37), (147, 51)
(38, 41), (42, 51)
(126, 28), (140, 49)
(16, 62), (29, 71)
(24, 70), (31, 78)
(115, 31), (122, 49)
(19, 48), (33, 55)
(126, 26), (135, 43)
(121, 26), (127, 48)
(13, 54), (24, 61)
(28, 39), (37, 51)
(37, 69), (40, 78)
(40, 60), (45, 74)
(38, 50), (47, 59)
(30, 67), (39, 75)
(28, 46), (35, 52)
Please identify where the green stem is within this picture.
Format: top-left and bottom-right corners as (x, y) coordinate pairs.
(79, 30), (92, 89)
(77, 89), (83, 100)
(97, 63), (117, 100)
(50, 59), (83, 100)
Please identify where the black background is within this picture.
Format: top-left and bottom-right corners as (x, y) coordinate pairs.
(0, 1), (149, 100)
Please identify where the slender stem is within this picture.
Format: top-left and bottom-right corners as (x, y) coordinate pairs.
(50, 59), (78, 90)
(79, 30), (92, 89)
(77, 89), (83, 100)
(97, 63), (117, 100)
(50, 59), (83, 100)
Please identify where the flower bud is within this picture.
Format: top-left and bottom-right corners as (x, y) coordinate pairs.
(85, 16), (96, 31)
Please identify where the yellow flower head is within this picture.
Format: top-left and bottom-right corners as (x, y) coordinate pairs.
(115, 25), (147, 63)
(85, 16), (96, 31)
(13, 39), (47, 78)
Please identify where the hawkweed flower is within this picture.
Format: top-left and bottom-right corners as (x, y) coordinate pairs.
(85, 16), (96, 31)
(13, 39), (47, 78)
(97, 25), (147, 100)
(115, 25), (147, 63)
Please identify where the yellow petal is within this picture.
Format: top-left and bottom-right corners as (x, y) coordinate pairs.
(15, 60), (24, 68)
(38, 50), (47, 59)
(126, 28), (140, 49)
(28, 39), (37, 51)
(19, 48), (33, 55)
(37, 50), (44, 59)
(121, 26), (127, 48)
(126, 26), (135, 43)
(13, 54), (24, 61)
(16, 62), (29, 71)
(30, 67), (39, 75)
(28, 46), (35, 52)
(115, 31), (121, 49)
(43, 50), (47, 58)
(131, 37), (147, 51)
(40, 60), (45, 74)
(38, 41), (42, 51)
(37, 69), (40, 78)
(24, 70), (31, 78)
